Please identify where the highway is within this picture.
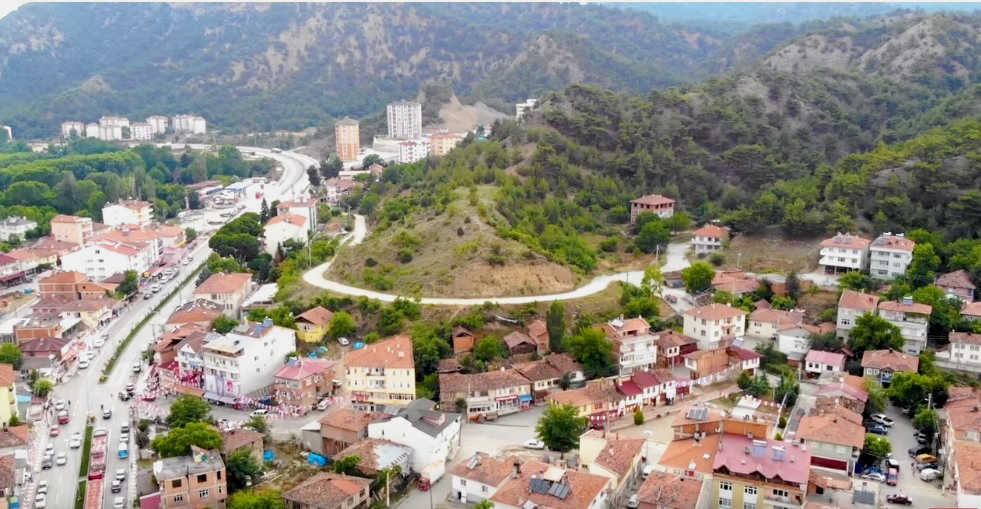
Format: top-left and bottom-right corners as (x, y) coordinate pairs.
(28, 145), (309, 509)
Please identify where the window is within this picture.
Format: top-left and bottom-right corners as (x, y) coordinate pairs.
(460, 479), (467, 486)
(744, 486), (757, 496)
(172, 479), (183, 488)
(482, 485), (488, 493)
(744, 504), (757, 509)
(719, 498), (733, 508)
(199, 489), (209, 499)
(720, 481), (732, 491)
(173, 495), (184, 502)
(773, 489), (788, 498)
(197, 474), (208, 483)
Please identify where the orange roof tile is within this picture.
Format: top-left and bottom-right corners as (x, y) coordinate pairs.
(283, 472), (371, 508)
(345, 335), (414, 370)
(879, 299), (932, 315)
(871, 233), (916, 251)
(490, 459), (611, 509)
(195, 272), (252, 295)
(820, 233), (871, 249)
(583, 430), (645, 477)
(937, 270), (976, 290)
(838, 290), (880, 311)
(951, 332), (981, 346)
(448, 453), (516, 487)
(267, 213), (307, 227)
(962, 301), (981, 317)
(631, 194), (676, 206)
(953, 440), (981, 494)
(861, 349), (919, 372)
(657, 435), (720, 474)
(0, 364), (13, 387)
(296, 306), (333, 326)
(797, 410), (865, 448)
(692, 224), (727, 238)
(683, 303), (747, 321)
(637, 471), (703, 509)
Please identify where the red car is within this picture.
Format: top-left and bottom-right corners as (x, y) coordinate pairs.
(49, 426), (59, 437)
(142, 393), (156, 402)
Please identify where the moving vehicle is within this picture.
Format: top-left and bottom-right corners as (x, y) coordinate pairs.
(860, 471), (886, 482)
(58, 410), (69, 424)
(182, 258), (191, 265)
(55, 399), (66, 411)
(41, 455), (52, 469)
(125, 383), (135, 395)
(250, 409), (268, 417)
(919, 468), (941, 481)
(143, 292), (153, 300)
(271, 148), (282, 153)
(871, 414), (895, 427)
(523, 439), (545, 450)
(316, 398), (331, 411)
(89, 428), (109, 480)
(70, 432), (82, 448)
(118, 391), (131, 401)
(78, 359), (90, 369)
(84, 478), (105, 509)
(120, 432), (129, 443)
(118, 442), (128, 459)
(866, 423), (888, 435)
(115, 469), (127, 481)
(49, 425), (59, 437)
(103, 408), (112, 419)
(418, 460), (445, 491)
(132, 362), (142, 373)
(886, 467), (898, 486)
(45, 443), (54, 455)
(886, 493), (913, 505)
(93, 336), (106, 348)
(56, 452), (67, 465)
(150, 283), (162, 293)
(121, 423), (130, 434)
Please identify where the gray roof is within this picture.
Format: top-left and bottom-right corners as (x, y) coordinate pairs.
(155, 449), (224, 481)
(2, 216), (36, 227)
(397, 398), (460, 438)
(389, 100), (420, 107)
(335, 117), (359, 126)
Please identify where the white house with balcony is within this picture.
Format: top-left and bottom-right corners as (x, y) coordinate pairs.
(836, 290), (880, 340)
(869, 232), (915, 280)
(201, 320), (297, 401)
(878, 297), (931, 355)
(819, 232), (870, 274)
(691, 224), (727, 255)
(683, 303), (747, 350)
(937, 332), (981, 371)
(596, 316), (657, 375)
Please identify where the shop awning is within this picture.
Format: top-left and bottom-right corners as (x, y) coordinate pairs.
(0, 271), (25, 282)
(519, 394), (533, 403)
(218, 396), (236, 405)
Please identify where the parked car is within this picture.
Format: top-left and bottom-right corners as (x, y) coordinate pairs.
(886, 493), (913, 505)
(34, 493), (46, 509)
(58, 410), (69, 424)
(126, 383), (135, 394)
(132, 362), (142, 373)
(523, 439), (545, 450)
(45, 443), (53, 455)
(41, 456), (52, 469)
(919, 468), (941, 481)
(886, 468), (898, 486)
(93, 336), (106, 348)
(37, 480), (48, 495)
(914, 431), (930, 444)
(113, 497), (126, 509)
(866, 423), (889, 435)
(338, 337), (350, 346)
(916, 461), (939, 472)
(121, 423), (130, 434)
(860, 471), (886, 482)
(908, 445), (931, 457)
(250, 409), (268, 417)
(118, 391), (131, 401)
(115, 469), (127, 481)
(871, 414), (895, 427)
(627, 494), (640, 508)
(916, 453), (937, 464)
(78, 359), (90, 369)
(55, 399), (66, 411)
(886, 458), (900, 471)
(111, 479), (122, 493)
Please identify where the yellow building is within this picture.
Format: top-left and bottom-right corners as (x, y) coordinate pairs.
(294, 306), (333, 343)
(428, 132), (461, 156)
(0, 364), (18, 426)
(335, 117), (360, 162)
(345, 335), (415, 408)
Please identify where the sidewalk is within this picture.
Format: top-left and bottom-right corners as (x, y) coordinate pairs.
(610, 383), (740, 431)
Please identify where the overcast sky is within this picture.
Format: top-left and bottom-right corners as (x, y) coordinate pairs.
(0, 1), (27, 20)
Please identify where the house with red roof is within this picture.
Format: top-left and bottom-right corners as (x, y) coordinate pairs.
(804, 350), (846, 377)
(861, 349), (919, 385)
(596, 316), (658, 375)
(937, 269), (976, 302)
(274, 358), (337, 411)
(711, 435), (810, 508)
(691, 223), (727, 255)
(683, 303), (747, 350)
(869, 232), (915, 280)
(630, 194), (675, 222)
(818, 232), (871, 274)
(264, 213), (308, 256)
(878, 296), (932, 354)
(836, 290), (880, 340)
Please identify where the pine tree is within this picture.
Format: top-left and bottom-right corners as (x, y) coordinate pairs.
(259, 198), (269, 223)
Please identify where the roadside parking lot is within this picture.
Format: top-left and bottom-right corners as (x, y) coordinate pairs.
(877, 404), (952, 507)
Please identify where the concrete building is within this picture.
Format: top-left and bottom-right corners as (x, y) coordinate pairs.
(711, 435), (810, 509)
(264, 213), (308, 256)
(386, 101), (422, 140)
(635, 471), (704, 509)
(397, 139), (430, 164)
(98, 125), (123, 141)
(0, 364), (18, 426)
(345, 335), (416, 409)
(796, 405), (864, 474)
(869, 232), (915, 280)
(274, 358), (337, 410)
(173, 114), (207, 134)
(85, 122), (99, 138)
(130, 122), (154, 141)
(691, 224), (727, 255)
(439, 370), (532, 418)
(683, 303), (747, 350)
(101, 199), (153, 227)
(861, 349), (919, 385)
(878, 297), (932, 354)
(819, 232), (870, 274)
(275, 198), (319, 234)
(147, 116), (169, 134)
(324, 178), (357, 204)
(629, 194), (675, 222)
(489, 459), (611, 509)
(746, 308), (805, 339)
(428, 132), (462, 156)
(294, 306), (333, 343)
(0, 216), (36, 241)
(153, 446), (227, 509)
(803, 350), (846, 377)
(835, 290), (880, 340)
(334, 117), (360, 162)
(60, 121), (85, 139)
(578, 429), (645, 505)
(367, 398), (462, 474)
(515, 99), (537, 120)
(596, 316), (658, 375)
(939, 332), (981, 370)
(937, 270), (976, 302)
(193, 272), (255, 317)
(50, 214), (96, 246)
(99, 116), (130, 128)
(201, 320), (297, 400)
(60, 239), (157, 281)
(450, 453), (517, 504)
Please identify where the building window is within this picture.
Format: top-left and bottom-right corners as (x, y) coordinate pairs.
(744, 486), (757, 496)
(720, 481), (732, 491)
(773, 489), (788, 498)
(174, 495), (184, 502)
(482, 485), (488, 493)
(460, 479), (466, 486)
(197, 474), (208, 483)
(719, 498), (733, 508)
(199, 489), (209, 499)
(744, 504), (757, 509)
(172, 479), (183, 488)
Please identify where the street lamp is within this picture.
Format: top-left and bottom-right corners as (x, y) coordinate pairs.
(643, 430), (653, 464)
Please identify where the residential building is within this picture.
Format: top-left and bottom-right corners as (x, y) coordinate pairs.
(861, 349), (918, 385)
(334, 438), (411, 477)
(630, 370), (679, 407)
(0, 364), (17, 426)
(172, 115), (207, 134)
(194, 272), (254, 317)
(635, 471), (704, 509)
(776, 322), (835, 367)
(579, 430), (645, 504)
(0, 125), (8, 140)
(60, 239), (156, 281)
(683, 348), (732, 380)
(869, 232), (915, 280)
(683, 303), (747, 350)
(658, 432), (721, 479)
(712, 270), (760, 296)
(346, 335), (416, 408)
(878, 296), (932, 354)
(61, 296), (117, 330)
(98, 124), (123, 141)
(515, 99), (537, 120)
(324, 178), (357, 204)
(294, 306), (333, 343)
(544, 353), (586, 387)
(513, 359), (564, 399)
(489, 459), (611, 509)
(450, 453), (517, 504)
(964, 301), (981, 321)
(804, 350), (846, 377)
(166, 299), (224, 330)
(201, 321), (297, 401)
(85, 122), (99, 138)
(175, 329), (211, 388)
(439, 369), (532, 417)
(711, 435), (810, 509)
(219, 429), (264, 464)
(282, 472), (371, 509)
(61, 121), (85, 139)
(819, 232), (871, 274)
(153, 446), (227, 509)
(796, 405), (864, 474)
(692, 224), (727, 255)
(815, 373), (869, 415)
(502, 331), (537, 356)
(50, 214), (95, 246)
(102, 199), (153, 227)
(451, 326), (475, 354)
(527, 318), (549, 354)
(147, 116), (169, 133)
(597, 316), (658, 375)
(950, 440), (981, 509)
(438, 358), (463, 374)
(629, 194), (675, 222)
(130, 122), (154, 141)
(275, 358), (337, 411)
(386, 101), (422, 140)
(99, 115), (129, 128)
(264, 213), (308, 256)
(746, 308), (805, 339)
(428, 131), (462, 156)
(0, 216), (36, 241)
(367, 398), (462, 474)
(155, 324), (208, 366)
(546, 378), (622, 428)
(334, 117), (360, 162)
(939, 332), (981, 369)
(0, 253), (29, 285)
(728, 346), (762, 374)
(654, 330), (698, 367)
(397, 139), (430, 164)
(938, 270), (977, 302)
(318, 408), (381, 457)
(835, 290), (880, 340)
(275, 198), (319, 234)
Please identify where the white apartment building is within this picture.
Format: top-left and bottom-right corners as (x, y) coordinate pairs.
(147, 116), (169, 134)
(102, 199), (153, 227)
(515, 99), (537, 120)
(596, 316), (657, 375)
(263, 213), (307, 256)
(202, 321), (297, 400)
(0, 216), (37, 241)
(367, 399), (461, 474)
(683, 303), (747, 350)
(386, 101), (422, 140)
(275, 198), (319, 234)
(85, 123), (99, 138)
(61, 121), (85, 139)
(819, 232), (870, 274)
(691, 224), (727, 255)
(878, 297), (932, 355)
(60, 239), (157, 281)
(836, 290), (880, 340)
(130, 122), (154, 141)
(941, 332), (981, 369)
(172, 114), (207, 134)
(99, 116), (130, 128)
(869, 232), (915, 280)
(398, 139), (430, 164)
(98, 125), (123, 141)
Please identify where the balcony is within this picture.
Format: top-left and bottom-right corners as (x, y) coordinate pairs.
(763, 492), (803, 509)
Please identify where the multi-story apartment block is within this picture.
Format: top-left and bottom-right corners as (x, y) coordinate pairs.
(102, 199), (154, 227)
(596, 316), (658, 375)
(85, 122), (99, 138)
(154, 446), (227, 509)
(683, 303), (747, 350)
(819, 232), (870, 274)
(397, 139), (430, 164)
(193, 272), (255, 317)
(147, 115), (169, 134)
(99, 116), (130, 128)
(712, 435), (810, 509)
(274, 358), (336, 410)
(264, 213), (307, 255)
(878, 296), (932, 354)
(334, 117), (360, 162)
(835, 290), (880, 340)
(629, 194), (675, 223)
(172, 114), (207, 134)
(0, 364), (18, 426)
(515, 99), (537, 120)
(60, 239), (157, 281)
(869, 232), (915, 280)
(367, 398), (462, 474)
(346, 335), (416, 409)
(428, 131), (462, 156)
(796, 405), (864, 474)
(98, 125), (123, 141)
(691, 224), (727, 254)
(0, 216), (37, 241)
(130, 122), (155, 141)
(202, 320), (297, 400)
(939, 332), (981, 370)
(275, 198), (319, 234)
(439, 369), (532, 417)
(61, 121), (85, 139)
(386, 101), (422, 140)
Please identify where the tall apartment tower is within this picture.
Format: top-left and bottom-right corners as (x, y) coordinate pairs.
(386, 101), (422, 140)
(334, 117), (360, 162)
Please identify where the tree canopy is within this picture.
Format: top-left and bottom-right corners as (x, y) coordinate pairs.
(536, 403), (588, 452)
(151, 422), (223, 458)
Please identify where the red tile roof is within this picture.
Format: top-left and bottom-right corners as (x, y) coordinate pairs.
(503, 331), (535, 349)
(490, 459), (611, 509)
(878, 299), (932, 315)
(937, 270), (976, 290)
(683, 303), (747, 321)
(40, 271), (87, 284)
(631, 194), (676, 206)
(283, 472), (371, 509)
(728, 346), (762, 361)
(274, 358), (336, 381)
(820, 233), (871, 249)
(637, 471), (703, 509)
(513, 360), (563, 382)
(346, 335), (414, 370)
(583, 429), (646, 477)
(654, 330), (697, 350)
(713, 434), (810, 483)
(0, 364), (14, 387)
(296, 306), (333, 326)
(658, 435), (720, 474)
(962, 301), (981, 317)
(448, 453), (516, 487)
(861, 349), (919, 372)
(871, 233), (916, 251)
(692, 224), (727, 238)
(220, 429), (264, 455)
(267, 212), (307, 227)
(805, 350), (845, 367)
(838, 290), (880, 311)
(195, 272), (252, 295)
(953, 440), (981, 494)
(617, 380), (644, 397)
(440, 369), (531, 395)
(950, 332), (981, 346)
(797, 410), (865, 448)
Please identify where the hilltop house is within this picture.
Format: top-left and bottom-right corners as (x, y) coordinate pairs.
(683, 303), (747, 350)
(836, 290), (880, 340)
(819, 232), (870, 274)
(630, 194), (675, 222)
(878, 297), (932, 354)
(691, 224), (727, 255)
(294, 306), (333, 343)
(451, 326), (475, 354)
(869, 232), (915, 280)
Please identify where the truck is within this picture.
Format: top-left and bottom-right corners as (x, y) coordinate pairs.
(417, 460), (445, 491)
(88, 429), (108, 480)
(84, 478), (104, 509)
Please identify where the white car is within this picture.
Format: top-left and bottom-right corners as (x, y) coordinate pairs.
(55, 399), (66, 411)
(338, 337), (350, 346)
(120, 432), (129, 443)
(132, 362), (142, 373)
(861, 471), (886, 482)
(920, 468), (941, 481)
(250, 409), (268, 417)
(627, 494), (640, 508)
(93, 337), (106, 348)
(78, 359), (90, 370)
(37, 480), (48, 494)
(55, 452), (67, 466)
(113, 496), (126, 509)
(523, 439), (545, 450)
(45, 443), (54, 455)
(182, 258), (191, 265)
(70, 432), (82, 448)
(871, 414), (895, 427)
(115, 468), (127, 481)
(34, 493), (46, 509)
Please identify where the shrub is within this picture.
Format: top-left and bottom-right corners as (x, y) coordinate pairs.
(396, 249), (414, 263)
(633, 409), (644, 426)
(457, 227), (465, 236)
(600, 238), (618, 253)
(779, 415), (787, 428)
(464, 216), (472, 224)
(365, 257), (377, 267)
(775, 432), (783, 441)
(708, 252), (726, 266)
